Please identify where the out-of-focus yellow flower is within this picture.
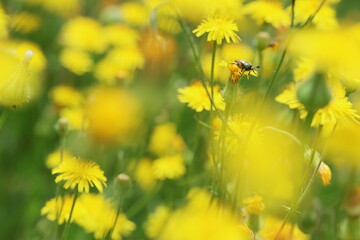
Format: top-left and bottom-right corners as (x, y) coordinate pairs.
(86, 88), (143, 144)
(243, 195), (265, 215)
(103, 24), (139, 48)
(45, 149), (73, 169)
(60, 48), (93, 75)
(159, 188), (248, 240)
(59, 107), (88, 130)
(0, 50), (33, 107)
(133, 158), (157, 191)
(60, 17), (106, 53)
(94, 47), (144, 84)
(10, 12), (40, 33)
(325, 122), (360, 167)
(290, 0), (339, 30)
(76, 194), (135, 240)
(52, 157), (107, 193)
(243, 0), (289, 28)
(25, 0), (81, 17)
(177, 81), (225, 112)
(41, 195), (76, 224)
(318, 162), (331, 186)
(276, 83), (359, 128)
(152, 4), (181, 34)
(50, 85), (84, 109)
(289, 28), (360, 90)
(193, 15), (240, 45)
(120, 2), (149, 27)
(260, 216), (308, 240)
(152, 155), (185, 180)
(144, 205), (171, 239)
(148, 123), (185, 156)
(0, 6), (8, 38)
(293, 58), (316, 82)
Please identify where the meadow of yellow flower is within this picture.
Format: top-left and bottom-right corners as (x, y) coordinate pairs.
(1, 0), (360, 239)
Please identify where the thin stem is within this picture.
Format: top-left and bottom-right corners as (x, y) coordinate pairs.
(0, 109), (9, 130)
(302, 0), (327, 27)
(291, 0), (296, 28)
(61, 189), (79, 240)
(273, 125), (323, 240)
(210, 41), (217, 103)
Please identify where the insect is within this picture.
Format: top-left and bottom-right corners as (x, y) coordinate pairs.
(234, 59), (260, 72)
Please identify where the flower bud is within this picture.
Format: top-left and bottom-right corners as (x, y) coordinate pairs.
(55, 117), (70, 136)
(116, 173), (132, 193)
(0, 49), (34, 108)
(256, 31), (270, 51)
(296, 73), (332, 112)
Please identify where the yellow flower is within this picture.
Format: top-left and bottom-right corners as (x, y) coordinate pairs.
(59, 107), (88, 130)
(75, 194), (135, 240)
(159, 188), (248, 240)
(41, 195), (77, 224)
(177, 81), (225, 112)
(45, 149), (73, 169)
(60, 17), (106, 53)
(290, 0), (339, 30)
(94, 47), (144, 84)
(148, 123), (185, 157)
(10, 12), (40, 33)
(317, 161), (332, 186)
(133, 158), (157, 191)
(276, 83), (359, 128)
(60, 48), (93, 75)
(144, 205), (171, 238)
(86, 87), (143, 144)
(0, 49), (33, 107)
(243, 0), (289, 28)
(152, 155), (186, 180)
(0, 5), (8, 38)
(103, 24), (139, 48)
(260, 216), (308, 240)
(120, 2), (149, 27)
(243, 195), (265, 215)
(193, 15), (240, 45)
(52, 157), (107, 193)
(50, 85), (83, 109)
(25, 0), (81, 17)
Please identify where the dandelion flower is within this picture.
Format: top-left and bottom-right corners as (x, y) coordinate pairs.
(10, 12), (40, 34)
(148, 123), (185, 157)
(52, 157), (107, 193)
(243, 195), (265, 215)
(45, 149), (73, 169)
(144, 205), (171, 239)
(41, 195), (77, 224)
(177, 81), (225, 112)
(152, 155), (185, 180)
(193, 15), (240, 45)
(50, 85), (84, 109)
(133, 158), (157, 191)
(60, 48), (93, 75)
(260, 216), (308, 240)
(76, 193), (135, 240)
(243, 0), (289, 28)
(59, 107), (88, 130)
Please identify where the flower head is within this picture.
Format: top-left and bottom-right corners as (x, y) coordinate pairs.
(243, 195), (265, 215)
(76, 194), (135, 240)
(52, 157), (107, 193)
(318, 162), (332, 186)
(152, 155), (186, 180)
(41, 195), (77, 224)
(177, 81), (225, 112)
(144, 206), (171, 239)
(193, 15), (240, 45)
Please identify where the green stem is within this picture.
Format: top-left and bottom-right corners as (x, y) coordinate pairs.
(273, 125), (322, 240)
(61, 188), (79, 240)
(210, 41), (217, 104)
(0, 109), (9, 130)
(291, 0), (296, 28)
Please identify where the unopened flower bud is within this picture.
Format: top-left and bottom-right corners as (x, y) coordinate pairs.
(256, 31), (270, 51)
(297, 73), (332, 112)
(55, 117), (70, 136)
(116, 173), (131, 193)
(0, 49), (34, 108)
